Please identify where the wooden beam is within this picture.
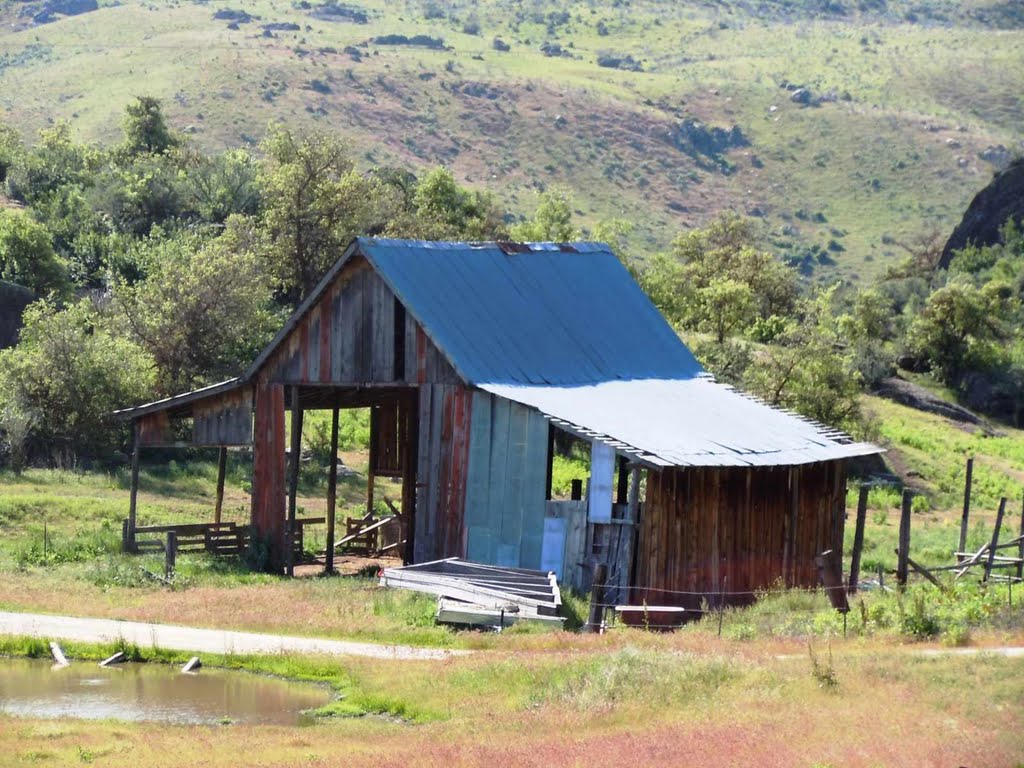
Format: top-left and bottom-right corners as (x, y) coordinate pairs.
(127, 421), (140, 553)
(286, 388), (303, 578)
(897, 489), (912, 589)
(904, 553), (945, 590)
(848, 485), (869, 594)
(983, 497), (1007, 583)
(214, 445), (227, 525)
(324, 404), (339, 574)
(958, 456), (973, 559)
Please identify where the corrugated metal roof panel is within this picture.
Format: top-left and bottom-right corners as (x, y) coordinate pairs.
(482, 378), (883, 468)
(359, 238), (703, 386)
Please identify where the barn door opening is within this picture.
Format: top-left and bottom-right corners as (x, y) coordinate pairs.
(283, 385), (418, 575)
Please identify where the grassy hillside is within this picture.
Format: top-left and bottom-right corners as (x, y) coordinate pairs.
(0, 0), (1021, 280)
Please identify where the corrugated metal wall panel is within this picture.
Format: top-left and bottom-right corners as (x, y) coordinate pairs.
(464, 392), (548, 570)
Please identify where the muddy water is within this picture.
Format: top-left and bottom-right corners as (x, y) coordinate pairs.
(0, 658), (331, 725)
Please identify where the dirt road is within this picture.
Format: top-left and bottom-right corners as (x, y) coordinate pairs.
(0, 610), (464, 660)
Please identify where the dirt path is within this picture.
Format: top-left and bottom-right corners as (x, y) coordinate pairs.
(0, 611), (465, 661)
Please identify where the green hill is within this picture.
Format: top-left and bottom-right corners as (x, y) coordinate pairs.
(0, 0), (1021, 279)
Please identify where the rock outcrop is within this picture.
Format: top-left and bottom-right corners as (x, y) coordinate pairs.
(941, 157), (1024, 267)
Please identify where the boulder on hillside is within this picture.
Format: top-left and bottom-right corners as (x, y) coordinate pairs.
(32, 0), (97, 23)
(940, 157), (1024, 267)
(873, 376), (997, 435)
(214, 7), (254, 22)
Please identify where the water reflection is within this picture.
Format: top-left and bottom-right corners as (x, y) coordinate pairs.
(0, 658), (331, 725)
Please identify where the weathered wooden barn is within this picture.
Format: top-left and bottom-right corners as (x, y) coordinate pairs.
(116, 238), (880, 606)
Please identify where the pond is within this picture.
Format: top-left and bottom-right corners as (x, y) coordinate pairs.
(0, 658), (332, 725)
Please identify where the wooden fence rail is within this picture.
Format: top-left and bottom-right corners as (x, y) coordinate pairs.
(124, 517), (325, 561)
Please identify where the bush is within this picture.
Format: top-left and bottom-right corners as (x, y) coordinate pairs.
(0, 299), (154, 463)
(0, 210), (69, 295)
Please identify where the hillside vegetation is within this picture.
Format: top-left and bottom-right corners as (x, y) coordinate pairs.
(1, 0), (1021, 279)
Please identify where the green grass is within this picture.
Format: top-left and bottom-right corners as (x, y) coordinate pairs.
(1, 0), (1021, 280)
(698, 581), (1024, 645)
(862, 394), (1024, 511)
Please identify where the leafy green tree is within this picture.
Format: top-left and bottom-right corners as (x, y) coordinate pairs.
(257, 126), (377, 300)
(183, 147), (261, 223)
(637, 213), (798, 333)
(0, 210), (68, 295)
(744, 286), (864, 433)
(697, 277), (755, 343)
(89, 154), (190, 236)
(402, 166), (506, 241)
(510, 188), (578, 242)
(0, 299), (154, 462)
(113, 221), (277, 392)
(0, 122), (23, 184)
(905, 279), (1017, 382)
(122, 96), (177, 156)
(3, 123), (98, 205)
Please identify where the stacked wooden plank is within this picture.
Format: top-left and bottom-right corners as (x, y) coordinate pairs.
(380, 558), (564, 629)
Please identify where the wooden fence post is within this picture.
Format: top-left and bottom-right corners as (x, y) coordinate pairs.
(586, 562), (607, 633)
(165, 531), (177, 580)
(848, 485), (869, 594)
(897, 490), (912, 589)
(983, 497), (1007, 583)
(214, 446), (227, 525)
(1017, 493), (1024, 582)
(127, 421), (140, 553)
(958, 457), (973, 559)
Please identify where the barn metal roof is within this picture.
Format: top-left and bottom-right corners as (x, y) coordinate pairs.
(359, 239), (703, 386)
(482, 378), (881, 468)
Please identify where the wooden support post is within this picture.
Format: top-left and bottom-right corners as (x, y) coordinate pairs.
(784, 467), (799, 587)
(286, 389), (302, 577)
(984, 497), (1007, 583)
(127, 421), (140, 553)
(897, 490), (912, 589)
(165, 531), (177, 580)
(816, 549), (849, 612)
(848, 485), (869, 594)
(958, 456), (973, 559)
(1017, 493), (1024, 582)
(570, 479), (583, 501)
(325, 405), (339, 574)
(401, 393), (418, 566)
(182, 657), (202, 673)
(214, 445), (227, 525)
(616, 456), (629, 505)
(627, 466), (642, 601)
(544, 424), (555, 501)
(586, 562), (607, 634)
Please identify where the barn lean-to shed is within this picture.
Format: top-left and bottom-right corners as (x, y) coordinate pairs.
(115, 237), (881, 608)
